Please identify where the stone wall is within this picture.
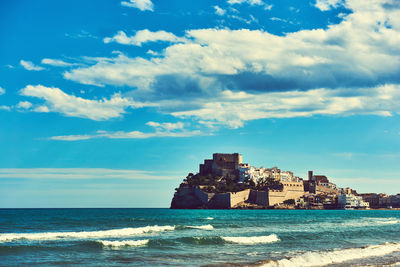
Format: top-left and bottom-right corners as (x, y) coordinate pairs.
(194, 187), (214, 204)
(254, 182), (305, 207)
(249, 189), (258, 202)
(230, 189), (251, 207)
(255, 191), (268, 206)
(172, 182), (306, 209)
(210, 193), (231, 208)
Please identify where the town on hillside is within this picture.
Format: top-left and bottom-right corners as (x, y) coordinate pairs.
(171, 153), (400, 209)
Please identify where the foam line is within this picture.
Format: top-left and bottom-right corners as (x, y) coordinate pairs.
(0, 225), (174, 242)
(222, 234), (279, 245)
(262, 242), (400, 267)
(97, 239), (149, 247)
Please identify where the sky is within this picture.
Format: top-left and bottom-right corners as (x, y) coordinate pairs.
(1, 0), (400, 208)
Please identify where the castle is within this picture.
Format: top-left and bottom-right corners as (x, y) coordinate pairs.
(171, 153), (360, 209)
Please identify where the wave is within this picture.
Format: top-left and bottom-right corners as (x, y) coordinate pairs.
(204, 217), (214, 220)
(295, 217), (400, 232)
(373, 218), (399, 225)
(187, 224), (214, 230)
(180, 236), (225, 245)
(0, 225), (174, 243)
(261, 242), (400, 267)
(97, 239), (149, 247)
(340, 217), (400, 228)
(177, 224), (214, 230)
(222, 234), (280, 245)
(179, 234), (279, 245)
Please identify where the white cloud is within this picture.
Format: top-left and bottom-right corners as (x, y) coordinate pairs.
(146, 121), (184, 131)
(19, 85), (149, 120)
(41, 58), (77, 67)
(171, 84), (400, 128)
(264, 4), (273, 10)
(214, 5), (226, 16)
(49, 122), (204, 141)
(315, 0), (344, 11)
(0, 168), (174, 180)
(227, 0), (264, 5)
(16, 101), (33, 109)
(121, 0), (154, 11)
(104, 30), (182, 46)
(20, 60), (44, 71)
(0, 86), (5, 95)
(64, 0), (400, 127)
(0, 105), (11, 111)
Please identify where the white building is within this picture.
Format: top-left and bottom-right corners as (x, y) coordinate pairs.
(239, 165), (271, 183)
(280, 171), (294, 181)
(239, 164), (298, 184)
(338, 194), (369, 209)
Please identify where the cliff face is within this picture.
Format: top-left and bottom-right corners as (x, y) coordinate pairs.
(170, 187), (204, 209)
(170, 185), (252, 209)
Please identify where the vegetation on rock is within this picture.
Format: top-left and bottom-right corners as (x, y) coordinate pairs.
(182, 172), (281, 193)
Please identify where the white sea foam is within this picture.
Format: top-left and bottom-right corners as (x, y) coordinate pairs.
(0, 225), (174, 243)
(374, 218), (399, 225)
(222, 234), (279, 245)
(342, 218), (399, 228)
(204, 217), (214, 220)
(297, 217), (400, 232)
(186, 224), (214, 230)
(97, 239), (149, 247)
(262, 242), (400, 267)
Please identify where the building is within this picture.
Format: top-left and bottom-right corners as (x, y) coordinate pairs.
(200, 153), (296, 185)
(338, 194), (369, 209)
(305, 171), (338, 194)
(379, 194), (400, 208)
(359, 193), (380, 208)
(199, 153), (242, 177)
(238, 165), (277, 183)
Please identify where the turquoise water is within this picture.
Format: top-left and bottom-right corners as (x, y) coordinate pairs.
(1, 209), (400, 266)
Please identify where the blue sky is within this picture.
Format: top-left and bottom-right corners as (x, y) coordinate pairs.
(1, 0), (400, 207)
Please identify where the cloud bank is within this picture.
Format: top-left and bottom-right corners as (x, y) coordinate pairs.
(62, 0), (400, 127)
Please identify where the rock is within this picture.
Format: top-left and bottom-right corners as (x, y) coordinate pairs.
(170, 187), (204, 209)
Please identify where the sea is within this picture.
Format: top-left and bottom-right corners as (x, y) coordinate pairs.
(1, 209), (400, 266)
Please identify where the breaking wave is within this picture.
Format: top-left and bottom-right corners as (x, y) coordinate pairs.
(374, 218), (399, 225)
(0, 225), (175, 243)
(204, 217), (214, 220)
(97, 239), (149, 247)
(183, 224), (214, 230)
(180, 234), (279, 245)
(222, 234), (280, 245)
(261, 242), (400, 267)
